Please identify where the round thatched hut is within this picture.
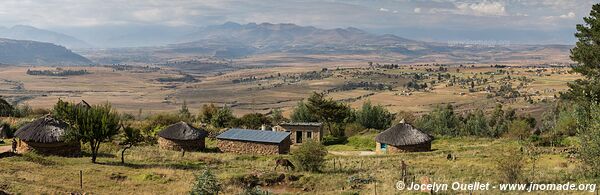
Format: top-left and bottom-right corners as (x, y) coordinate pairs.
(157, 122), (208, 151)
(14, 115), (81, 156)
(375, 121), (433, 154)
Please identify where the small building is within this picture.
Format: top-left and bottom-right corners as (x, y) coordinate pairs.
(375, 122), (433, 154)
(14, 115), (81, 156)
(217, 128), (291, 155)
(274, 122), (322, 144)
(157, 121), (208, 151)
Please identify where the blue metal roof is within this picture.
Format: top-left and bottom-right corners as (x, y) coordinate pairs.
(217, 128), (291, 144)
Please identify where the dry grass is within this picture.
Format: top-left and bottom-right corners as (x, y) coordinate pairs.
(0, 137), (594, 194)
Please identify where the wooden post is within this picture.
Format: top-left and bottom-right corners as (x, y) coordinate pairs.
(374, 181), (377, 195)
(79, 170), (83, 189)
(333, 158), (336, 172)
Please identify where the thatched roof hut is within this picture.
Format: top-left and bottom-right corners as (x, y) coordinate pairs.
(14, 115), (80, 156)
(157, 121), (208, 151)
(375, 122), (433, 153)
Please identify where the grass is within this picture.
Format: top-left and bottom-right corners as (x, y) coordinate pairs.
(0, 137), (595, 194)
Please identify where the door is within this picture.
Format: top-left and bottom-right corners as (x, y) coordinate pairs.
(296, 131), (303, 143)
(380, 143), (387, 153)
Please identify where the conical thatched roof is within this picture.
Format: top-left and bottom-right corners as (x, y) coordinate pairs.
(157, 121), (207, 141)
(375, 122), (433, 146)
(14, 115), (69, 143)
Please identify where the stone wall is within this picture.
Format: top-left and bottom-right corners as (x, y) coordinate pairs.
(158, 137), (205, 151)
(217, 139), (290, 155)
(376, 141), (431, 154)
(17, 141), (81, 156)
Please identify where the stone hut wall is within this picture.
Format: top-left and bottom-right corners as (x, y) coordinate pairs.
(17, 141), (81, 156)
(217, 139), (290, 155)
(376, 141), (431, 154)
(158, 137), (205, 151)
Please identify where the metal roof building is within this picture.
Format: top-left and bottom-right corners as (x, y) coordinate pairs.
(216, 128), (292, 154)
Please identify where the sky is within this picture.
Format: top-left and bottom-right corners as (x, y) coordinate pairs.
(0, 0), (596, 45)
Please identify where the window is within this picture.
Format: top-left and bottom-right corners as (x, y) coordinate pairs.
(306, 131), (312, 139)
(296, 131), (303, 143)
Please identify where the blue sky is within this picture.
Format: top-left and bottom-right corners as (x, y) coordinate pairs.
(0, 0), (596, 44)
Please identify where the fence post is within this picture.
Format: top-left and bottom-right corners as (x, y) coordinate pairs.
(80, 170), (83, 189)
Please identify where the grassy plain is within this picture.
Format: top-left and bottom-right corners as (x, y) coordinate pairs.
(0, 63), (579, 119)
(0, 137), (593, 194)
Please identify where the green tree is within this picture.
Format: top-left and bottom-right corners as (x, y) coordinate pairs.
(199, 103), (219, 123)
(462, 109), (489, 136)
(292, 140), (327, 172)
(178, 100), (192, 122)
(415, 104), (460, 136)
(190, 170), (222, 195)
(269, 108), (286, 125)
(211, 107), (235, 128)
(563, 4), (600, 103)
(355, 101), (393, 130)
(505, 119), (531, 140)
(119, 124), (143, 164)
(55, 101), (121, 163)
(306, 92), (353, 137)
(290, 101), (318, 122)
(231, 113), (269, 129)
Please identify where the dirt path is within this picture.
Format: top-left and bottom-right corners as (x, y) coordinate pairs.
(328, 151), (376, 156)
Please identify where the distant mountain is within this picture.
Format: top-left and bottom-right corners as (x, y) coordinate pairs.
(0, 38), (93, 65)
(169, 22), (426, 57)
(0, 25), (92, 49)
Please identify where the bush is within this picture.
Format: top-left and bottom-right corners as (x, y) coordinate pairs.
(322, 136), (347, 146)
(346, 134), (376, 151)
(579, 104), (600, 177)
(292, 141), (327, 172)
(190, 170), (222, 195)
(495, 149), (526, 183)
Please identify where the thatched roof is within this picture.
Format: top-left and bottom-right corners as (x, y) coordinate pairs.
(375, 122), (433, 146)
(14, 115), (69, 143)
(157, 122), (207, 140)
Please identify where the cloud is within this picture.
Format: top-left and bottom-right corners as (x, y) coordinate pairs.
(455, 1), (506, 16)
(379, 8), (390, 12)
(559, 12), (576, 19)
(414, 7), (421, 13)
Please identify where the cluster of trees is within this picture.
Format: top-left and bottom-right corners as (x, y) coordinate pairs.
(290, 92), (394, 138)
(414, 104), (535, 138)
(26, 69), (89, 76)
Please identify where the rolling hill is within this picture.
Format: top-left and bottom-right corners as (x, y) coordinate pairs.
(0, 38), (93, 65)
(0, 25), (91, 49)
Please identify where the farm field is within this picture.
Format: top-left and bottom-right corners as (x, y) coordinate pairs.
(0, 137), (593, 194)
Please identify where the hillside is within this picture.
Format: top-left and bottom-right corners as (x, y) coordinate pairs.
(0, 25), (91, 49)
(0, 38), (93, 65)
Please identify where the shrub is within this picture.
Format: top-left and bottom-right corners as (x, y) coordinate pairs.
(579, 104), (600, 177)
(495, 149), (526, 183)
(504, 119), (531, 140)
(292, 141), (327, 172)
(190, 170), (222, 195)
(346, 134), (376, 151)
(241, 187), (270, 195)
(322, 135), (347, 146)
